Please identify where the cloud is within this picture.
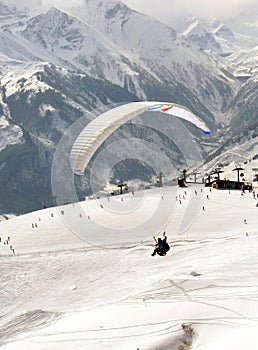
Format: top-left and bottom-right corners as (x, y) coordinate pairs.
(40, 0), (85, 11)
(3, 0), (258, 34)
(2, 0), (40, 9)
(3, 0), (84, 12)
(123, 0), (258, 32)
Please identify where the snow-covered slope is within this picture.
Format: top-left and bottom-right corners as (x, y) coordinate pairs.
(0, 115), (23, 151)
(228, 45), (258, 77)
(0, 185), (257, 349)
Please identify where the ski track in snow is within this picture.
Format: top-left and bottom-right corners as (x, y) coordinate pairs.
(0, 185), (258, 349)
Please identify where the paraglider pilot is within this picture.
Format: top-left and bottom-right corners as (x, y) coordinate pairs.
(152, 232), (170, 256)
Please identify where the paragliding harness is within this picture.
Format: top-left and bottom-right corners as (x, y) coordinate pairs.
(152, 232), (170, 256)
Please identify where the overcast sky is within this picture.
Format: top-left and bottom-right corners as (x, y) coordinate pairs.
(122, 0), (258, 33)
(5, 0), (258, 34)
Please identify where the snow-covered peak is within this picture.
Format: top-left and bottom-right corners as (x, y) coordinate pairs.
(84, 0), (133, 15)
(72, 0), (177, 50)
(45, 6), (69, 20)
(214, 22), (235, 42)
(209, 18), (222, 31)
(19, 6), (140, 84)
(183, 16), (257, 78)
(0, 1), (238, 118)
(76, 0), (134, 32)
(184, 17), (236, 49)
(21, 7), (87, 53)
(102, 0), (133, 17)
(183, 18), (222, 54)
(184, 18), (209, 38)
(24, 7), (76, 38)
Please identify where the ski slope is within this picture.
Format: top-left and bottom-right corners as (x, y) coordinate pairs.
(0, 185), (258, 349)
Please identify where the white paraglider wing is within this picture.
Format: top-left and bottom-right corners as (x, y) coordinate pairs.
(70, 101), (210, 175)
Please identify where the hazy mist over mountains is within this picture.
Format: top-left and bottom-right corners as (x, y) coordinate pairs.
(3, 0), (258, 35)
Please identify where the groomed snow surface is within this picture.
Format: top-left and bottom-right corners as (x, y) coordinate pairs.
(0, 185), (258, 350)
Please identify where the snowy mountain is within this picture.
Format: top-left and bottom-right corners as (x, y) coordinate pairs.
(69, 1), (238, 112)
(183, 18), (223, 54)
(228, 45), (258, 78)
(183, 17), (258, 79)
(211, 20), (235, 42)
(0, 0), (256, 214)
(9, 4), (236, 115)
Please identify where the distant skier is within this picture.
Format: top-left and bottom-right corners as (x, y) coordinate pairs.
(151, 232), (170, 256)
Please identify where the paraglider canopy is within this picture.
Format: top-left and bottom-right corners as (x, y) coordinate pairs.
(70, 101), (210, 175)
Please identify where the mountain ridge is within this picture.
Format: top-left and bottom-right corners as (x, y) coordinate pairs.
(0, 0), (256, 214)
(183, 16), (258, 78)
